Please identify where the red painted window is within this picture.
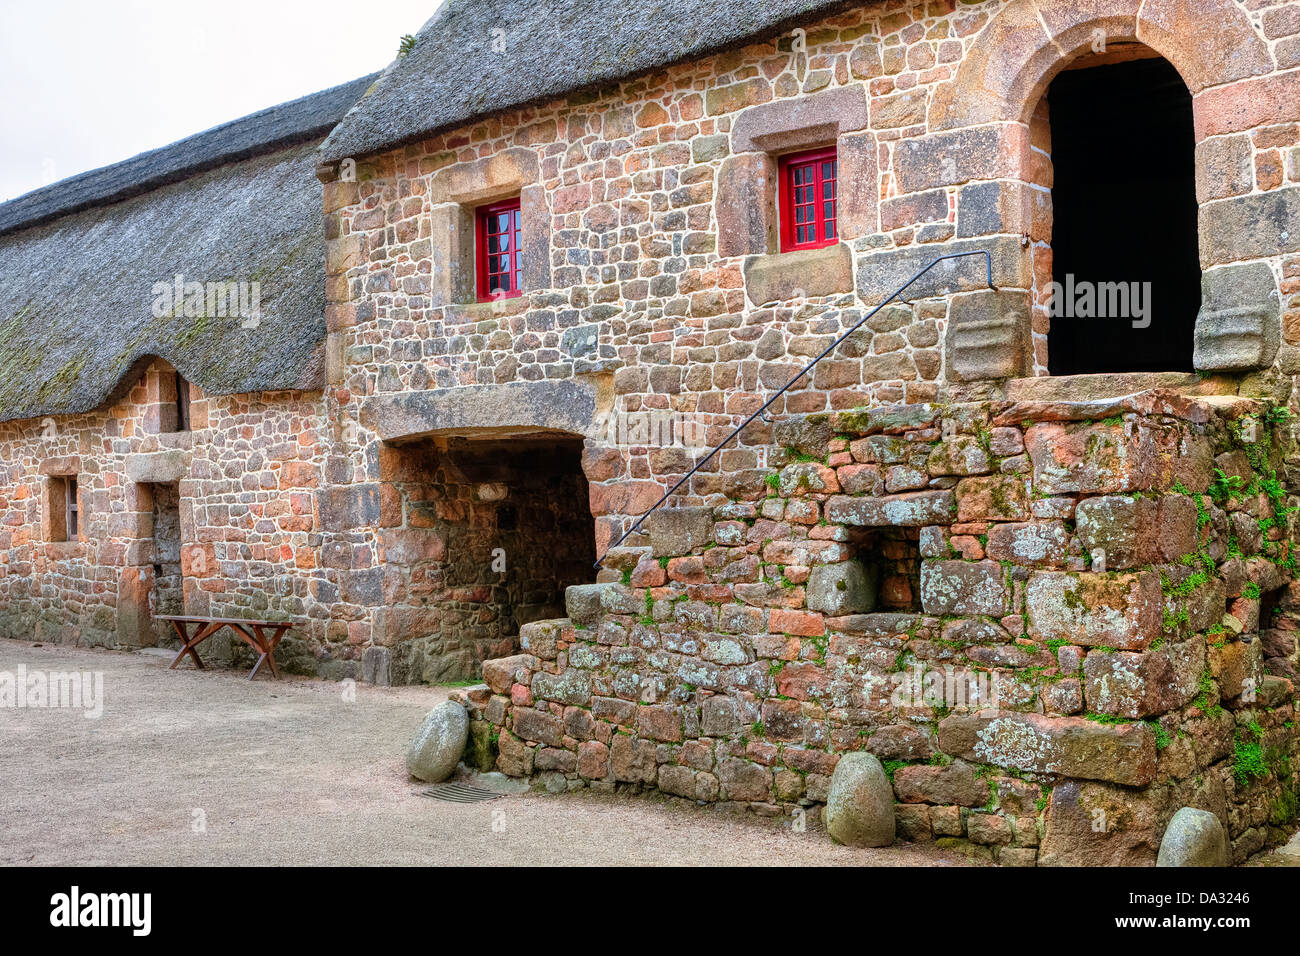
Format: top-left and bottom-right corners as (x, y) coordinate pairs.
(476, 198), (523, 301)
(779, 147), (838, 252)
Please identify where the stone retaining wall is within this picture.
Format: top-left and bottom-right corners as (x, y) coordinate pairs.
(461, 391), (1300, 864)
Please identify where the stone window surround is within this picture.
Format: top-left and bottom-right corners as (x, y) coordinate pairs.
(718, 86), (875, 306)
(427, 147), (551, 308)
(39, 457), (83, 550)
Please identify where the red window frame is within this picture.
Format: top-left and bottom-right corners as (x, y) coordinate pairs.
(476, 197), (523, 301)
(778, 146), (839, 252)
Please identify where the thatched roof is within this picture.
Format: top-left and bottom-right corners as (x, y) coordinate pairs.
(320, 0), (855, 164)
(0, 75), (377, 423)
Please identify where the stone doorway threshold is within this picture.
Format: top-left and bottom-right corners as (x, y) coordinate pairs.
(1006, 372), (1238, 403)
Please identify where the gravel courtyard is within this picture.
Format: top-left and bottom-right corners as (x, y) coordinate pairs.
(0, 640), (975, 867)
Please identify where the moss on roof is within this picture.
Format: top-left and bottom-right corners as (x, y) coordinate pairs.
(0, 142), (328, 421)
(0, 77), (378, 423)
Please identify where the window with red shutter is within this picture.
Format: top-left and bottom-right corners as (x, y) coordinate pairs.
(778, 146), (838, 253)
(476, 197), (523, 301)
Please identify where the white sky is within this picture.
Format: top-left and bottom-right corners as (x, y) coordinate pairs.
(0, 0), (440, 202)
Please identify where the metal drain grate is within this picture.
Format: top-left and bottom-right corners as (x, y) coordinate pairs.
(420, 782), (504, 803)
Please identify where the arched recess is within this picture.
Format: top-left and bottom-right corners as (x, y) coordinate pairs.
(928, 0), (1272, 132)
(934, 0), (1273, 377)
(1042, 52), (1201, 373)
(359, 380), (601, 682)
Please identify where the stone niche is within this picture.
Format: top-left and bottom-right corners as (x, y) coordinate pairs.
(806, 528), (923, 616)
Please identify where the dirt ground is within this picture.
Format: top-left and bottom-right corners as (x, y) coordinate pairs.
(0, 640), (979, 867)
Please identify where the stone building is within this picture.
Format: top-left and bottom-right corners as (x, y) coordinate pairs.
(3, 0), (1300, 863)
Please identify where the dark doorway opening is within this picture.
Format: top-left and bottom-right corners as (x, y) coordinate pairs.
(1046, 55), (1200, 374)
(149, 482), (183, 644)
(378, 433), (597, 682)
(439, 436), (597, 637)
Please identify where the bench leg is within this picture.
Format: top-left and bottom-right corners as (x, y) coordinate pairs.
(248, 625), (285, 681)
(168, 621), (217, 670)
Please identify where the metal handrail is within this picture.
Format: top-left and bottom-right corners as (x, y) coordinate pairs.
(594, 248), (995, 568)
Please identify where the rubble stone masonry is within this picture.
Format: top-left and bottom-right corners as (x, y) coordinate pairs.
(459, 393), (1300, 865)
(2, 0), (1299, 863)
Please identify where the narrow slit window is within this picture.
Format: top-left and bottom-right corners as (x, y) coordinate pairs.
(779, 147), (838, 253)
(476, 198), (523, 301)
(175, 372), (191, 432)
(66, 476), (79, 539)
(49, 474), (79, 542)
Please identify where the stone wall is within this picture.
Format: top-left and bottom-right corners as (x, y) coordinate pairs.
(4, 0), (1300, 689)
(0, 361), (597, 682)
(461, 392), (1300, 865)
(314, 0), (1300, 684)
(0, 360), (334, 669)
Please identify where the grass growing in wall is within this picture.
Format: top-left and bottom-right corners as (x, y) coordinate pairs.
(1192, 669), (1223, 719)
(1233, 724), (1269, 788)
(881, 760), (908, 783)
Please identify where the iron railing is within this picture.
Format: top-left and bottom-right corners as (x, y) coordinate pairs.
(594, 248), (994, 568)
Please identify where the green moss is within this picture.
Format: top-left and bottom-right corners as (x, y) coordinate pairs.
(1192, 669), (1223, 718)
(1147, 720), (1171, 751)
(1269, 787), (1298, 825)
(784, 447), (823, 464)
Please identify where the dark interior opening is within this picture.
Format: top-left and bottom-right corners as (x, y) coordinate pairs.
(848, 527), (923, 612)
(1046, 55), (1200, 375)
(149, 482), (183, 644)
(175, 373), (191, 432)
(437, 437), (596, 635)
(379, 433), (597, 681)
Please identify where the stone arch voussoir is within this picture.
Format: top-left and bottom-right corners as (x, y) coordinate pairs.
(928, 0), (1271, 132)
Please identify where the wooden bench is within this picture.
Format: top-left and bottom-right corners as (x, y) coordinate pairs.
(155, 615), (294, 681)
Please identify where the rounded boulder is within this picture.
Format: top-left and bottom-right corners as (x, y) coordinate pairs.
(1156, 807), (1228, 867)
(406, 701), (469, 783)
(825, 752), (895, 848)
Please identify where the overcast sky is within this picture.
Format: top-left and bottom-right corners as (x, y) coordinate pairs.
(0, 0), (440, 202)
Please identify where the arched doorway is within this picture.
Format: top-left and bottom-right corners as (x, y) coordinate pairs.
(1044, 53), (1200, 374)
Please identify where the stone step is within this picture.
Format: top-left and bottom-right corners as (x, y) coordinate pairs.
(565, 583), (616, 628)
(517, 618), (569, 661)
